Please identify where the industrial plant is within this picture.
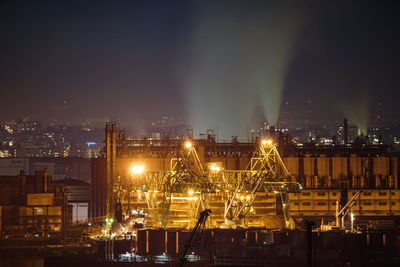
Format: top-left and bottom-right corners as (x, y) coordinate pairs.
(85, 123), (400, 265)
(94, 123), (398, 228)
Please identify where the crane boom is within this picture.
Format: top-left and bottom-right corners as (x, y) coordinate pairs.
(179, 209), (212, 267)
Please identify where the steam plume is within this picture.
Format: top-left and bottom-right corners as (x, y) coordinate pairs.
(184, 1), (305, 140)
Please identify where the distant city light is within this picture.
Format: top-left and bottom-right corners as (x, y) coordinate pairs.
(86, 142), (96, 146)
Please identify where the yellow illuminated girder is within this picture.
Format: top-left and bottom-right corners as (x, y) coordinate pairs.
(113, 141), (301, 229)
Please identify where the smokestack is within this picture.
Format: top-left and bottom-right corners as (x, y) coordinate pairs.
(43, 168), (48, 193)
(343, 118), (348, 145)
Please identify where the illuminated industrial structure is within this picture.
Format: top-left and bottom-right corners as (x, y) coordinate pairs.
(90, 123), (400, 230)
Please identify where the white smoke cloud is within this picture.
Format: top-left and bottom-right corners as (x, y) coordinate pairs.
(184, 1), (306, 140)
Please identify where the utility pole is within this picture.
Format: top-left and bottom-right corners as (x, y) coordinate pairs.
(305, 220), (315, 267)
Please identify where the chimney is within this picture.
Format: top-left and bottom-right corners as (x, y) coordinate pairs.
(43, 168), (48, 193)
(343, 118), (348, 145)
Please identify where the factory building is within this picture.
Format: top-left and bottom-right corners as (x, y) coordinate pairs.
(90, 124), (400, 229)
(0, 169), (69, 237)
(53, 178), (91, 223)
(0, 157), (91, 183)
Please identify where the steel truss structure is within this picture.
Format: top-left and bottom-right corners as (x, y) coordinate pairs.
(113, 140), (302, 229)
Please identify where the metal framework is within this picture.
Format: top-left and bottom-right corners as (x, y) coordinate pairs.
(222, 140), (301, 228)
(179, 209), (212, 266)
(336, 190), (362, 228)
(113, 140), (302, 229)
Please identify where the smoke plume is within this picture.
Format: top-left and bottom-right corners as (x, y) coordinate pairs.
(184, 1), (305, 140)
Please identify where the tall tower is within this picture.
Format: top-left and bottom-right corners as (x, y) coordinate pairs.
(106, 122), (117, 218)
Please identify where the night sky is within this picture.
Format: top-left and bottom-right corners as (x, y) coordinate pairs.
(1, 1), (399, 138)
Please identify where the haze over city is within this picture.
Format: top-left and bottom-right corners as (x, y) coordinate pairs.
(1, 0), (400, 139)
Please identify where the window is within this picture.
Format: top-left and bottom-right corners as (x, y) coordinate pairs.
(34, 207), (45, 215)
(363, 202), (372, 206)
(363, 192), (372, 196)
(294, 202), (299, 206)
(317, 202), (326, 206)
(317, 192), (326, 196)
(378, 202), (387, 206)
(378, 192), (387, 196)
(332, 192), (337, 196)
(303, 202), (311, 206)
(391, 192), (395, 196)
(302, 192), (311, 196)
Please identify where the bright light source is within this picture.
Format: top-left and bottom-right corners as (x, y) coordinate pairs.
(130, 164), (145, 175)
(210, 163), (221, 173)
(261, 139), (267, 145)
(185, 141), (192, 149)
(351, 213), (354, 221)
(261, 139), (273, 146)
(188, 189), (194, 195)
(246, 195), (251, 200)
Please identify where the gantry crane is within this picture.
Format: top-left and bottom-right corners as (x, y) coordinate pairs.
(223, 139), (301, 229)
(114, 140), (214, 228)
(155, 141), (214, 228)
(113, 139), (301, 229)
